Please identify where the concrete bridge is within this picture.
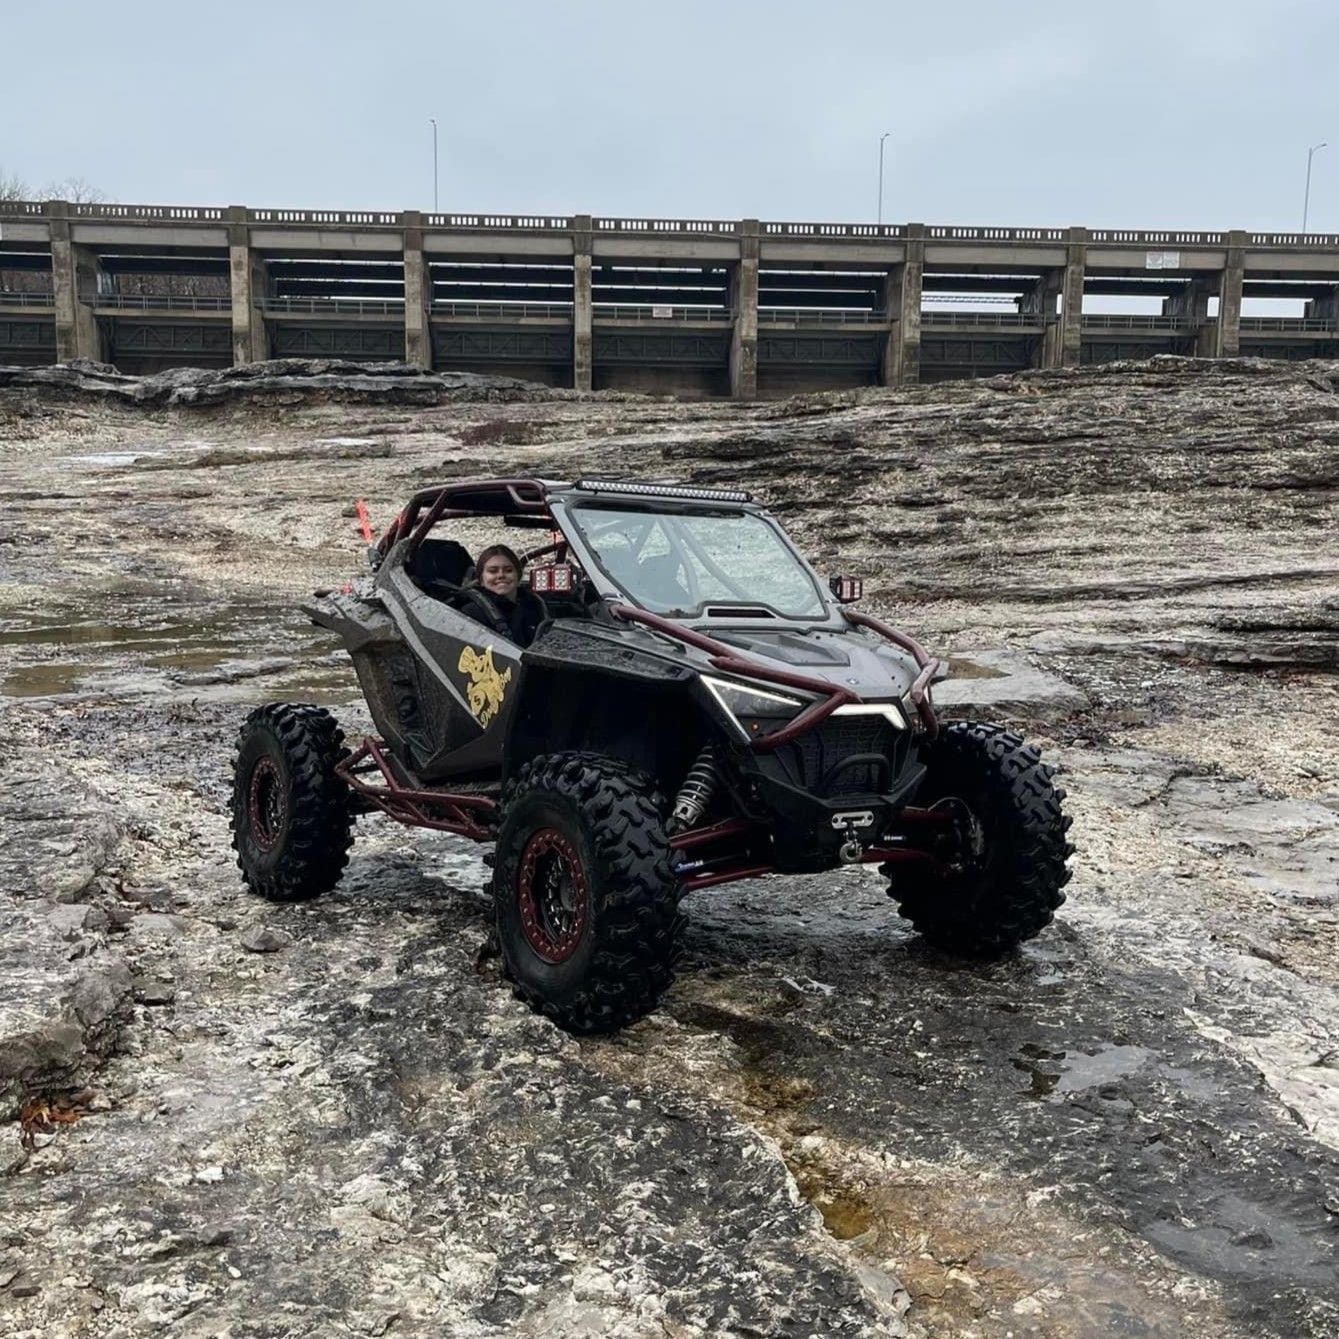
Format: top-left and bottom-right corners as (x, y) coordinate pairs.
(3, 200), (1339, 395)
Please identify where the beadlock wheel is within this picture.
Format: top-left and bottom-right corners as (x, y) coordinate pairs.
(517, 827), (589, 963)
(247, 755), (285, 852)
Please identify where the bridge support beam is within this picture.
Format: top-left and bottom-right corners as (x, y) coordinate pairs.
(1214, 230), (1246, 357)
(402, 211), (431, 369)
(1163, 278), (1213, 354)
(1305, 285), (1339, 326)
(730, 220), (759, 399)
(49, 204), (104, 364)
(227, 208), (268, 364)
(880, 224), (923, 386)
(1053, 229), (1086, 368)
(573, 215), (593, 391)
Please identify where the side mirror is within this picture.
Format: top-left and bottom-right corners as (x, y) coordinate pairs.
(530, 563), (577, 594)
(828, 575), (863, 604)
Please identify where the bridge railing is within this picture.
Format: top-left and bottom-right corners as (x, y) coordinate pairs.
(267, 296), (405, 316)
(427, 214), (571, 229)
(433, 300), (572, 320)
(596, 218), (737, 234)
(0, 291), (55, 306)
(88, 293), (232, 310)
(762, 222), (905, 238)
(1088, 230), (1227, 245)
(593, 303), (733, 323)
(1079, 314), (1189, 330)
(920, 310), (1046, 326)
(758, 307), (887, 325)
(1239, 316), (1338, 332)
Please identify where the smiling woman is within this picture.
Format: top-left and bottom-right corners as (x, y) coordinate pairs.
(463, 542), (547, 646)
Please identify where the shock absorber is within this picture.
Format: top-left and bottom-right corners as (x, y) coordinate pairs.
(671, 745), (720, 832)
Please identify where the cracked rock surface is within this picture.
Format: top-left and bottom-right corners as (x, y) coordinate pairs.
(1, 355), (1337, 1337)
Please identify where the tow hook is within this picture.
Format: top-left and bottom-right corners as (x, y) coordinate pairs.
(832, 811), (873, 864)
(838, 831), (864, 863)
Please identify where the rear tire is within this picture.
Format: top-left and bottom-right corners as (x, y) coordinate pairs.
(886, 721), (1072, 956)
(231, 704), (353, 902)
(494, 753), (683, 1034)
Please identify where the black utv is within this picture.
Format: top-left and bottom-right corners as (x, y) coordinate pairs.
(231, 478), (1073, 1033)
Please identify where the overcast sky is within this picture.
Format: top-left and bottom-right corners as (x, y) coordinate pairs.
(4, 0), (1338, 232)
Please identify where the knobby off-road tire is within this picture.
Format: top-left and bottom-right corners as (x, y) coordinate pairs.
(494, 753), (683, 1035)
(231, 704), (354, 902)
(886, 721), (1073, 956)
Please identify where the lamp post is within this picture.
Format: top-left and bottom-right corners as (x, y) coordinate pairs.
(430, 118), (439, 213)
(1303, 141), (1326, 233)
(877, 131), (890, 225)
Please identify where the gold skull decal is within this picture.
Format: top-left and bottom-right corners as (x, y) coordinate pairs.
(457, 644), (512, 728)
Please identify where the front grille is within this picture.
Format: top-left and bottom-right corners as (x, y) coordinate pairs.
(766, 714), (902, 798)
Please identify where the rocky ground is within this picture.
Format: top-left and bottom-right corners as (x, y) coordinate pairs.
(0, 356), (1336, 1338)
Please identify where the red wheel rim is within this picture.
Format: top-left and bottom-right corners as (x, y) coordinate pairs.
(516, 828), (588, 963)
(248, 756), (285, 852)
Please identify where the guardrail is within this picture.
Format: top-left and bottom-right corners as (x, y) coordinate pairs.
(927, 225), (1067, 242)
(1239, 316), (1338, 332)
(758, 308), (887, 326)
(251, 209), (401, 226)
(593, 304), (733, 323)
(266, 296), (405, 316)
(596, 218), (737, 235)
(72, 203), (226, 221)
(761, 222), (905, 238)
(4, 201), (1339, 252)
(432, 300), (572, 320)
(426, 214), (571, 230)
(1079, 314), (1188, 331)
(0, 291), (55, 306)
(920, 311), (1045, 327)
(1088, 230), (1227, 245)
(89, 293), (231, 311)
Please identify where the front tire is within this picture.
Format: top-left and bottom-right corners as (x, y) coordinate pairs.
(886, 721), (1073, 955)
(231, 704), (353, 902)
(494, 753), (683, 1034)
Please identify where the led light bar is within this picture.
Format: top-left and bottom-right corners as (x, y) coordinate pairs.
(574, 479), (753, 504)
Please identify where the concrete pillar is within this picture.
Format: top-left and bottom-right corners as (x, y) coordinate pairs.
(1052, 227), (1086, 368)
(226, 208), (268, 364)
(1214, 230), (1246, 358)
(573, 214), (593, 391)
(48, 202), (104, 363)
(1162, 279), (1212, 355)
(1304, 285), (1339, 326)
(402, 210), (432, 369)
(880, 223), (923, 386)
(1021, 272), (1060, 368)
(729, 219), (759, 399)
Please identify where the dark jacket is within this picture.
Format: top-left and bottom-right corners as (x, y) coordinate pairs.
(462, 586), (547, 647)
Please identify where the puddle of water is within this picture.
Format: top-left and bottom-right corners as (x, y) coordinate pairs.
(1055, 1044), (1154, 1094)
(0, 603), (355, 705)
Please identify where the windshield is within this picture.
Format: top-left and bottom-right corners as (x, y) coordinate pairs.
(569, 504), (826, 617)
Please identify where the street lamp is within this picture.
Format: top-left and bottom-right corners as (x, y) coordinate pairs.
(877, 132), (891, 225)
(430, 118), (439, 213)
(1303, 141), (1326, 233)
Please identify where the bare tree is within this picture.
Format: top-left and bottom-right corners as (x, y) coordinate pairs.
(42, 176), (107, 204)
(0, 168), (29, 202)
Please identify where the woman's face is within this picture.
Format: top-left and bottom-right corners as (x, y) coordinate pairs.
(480, 555), (520, 599)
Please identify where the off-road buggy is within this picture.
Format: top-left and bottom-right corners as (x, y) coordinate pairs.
(231, 478), (1073, 1033)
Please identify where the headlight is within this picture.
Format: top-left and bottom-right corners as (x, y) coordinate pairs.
(701, 675), (808, 741)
